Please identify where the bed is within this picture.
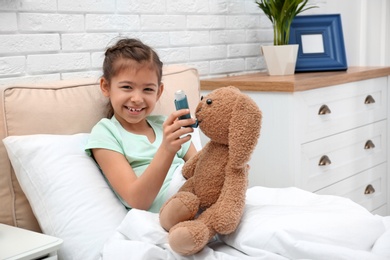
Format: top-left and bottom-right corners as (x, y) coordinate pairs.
(1, 65), (390, 260)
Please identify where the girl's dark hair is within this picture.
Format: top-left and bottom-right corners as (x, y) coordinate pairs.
(102, 38), (163, 118)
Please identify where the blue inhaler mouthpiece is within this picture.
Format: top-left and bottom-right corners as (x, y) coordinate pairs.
(174, 90), (198, 128)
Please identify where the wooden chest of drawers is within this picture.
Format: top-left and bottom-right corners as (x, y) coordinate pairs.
(200, 67), (390, 215)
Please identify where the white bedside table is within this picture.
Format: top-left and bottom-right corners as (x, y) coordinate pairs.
(0, 224), (63, 260)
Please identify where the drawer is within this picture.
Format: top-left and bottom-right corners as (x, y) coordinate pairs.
(315, 163), (387, 213)
(301, 120), (386, 191)
(371, 204), (387, 216)
(297, 77), (387, 142)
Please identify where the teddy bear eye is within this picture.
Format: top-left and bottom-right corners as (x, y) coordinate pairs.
(206, 99), (212, 105)
(200, 96), (204, 101)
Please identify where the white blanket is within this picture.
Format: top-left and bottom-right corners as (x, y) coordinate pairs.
(100, 168), (390, 260)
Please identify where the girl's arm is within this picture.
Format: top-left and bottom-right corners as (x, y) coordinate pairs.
(92, 109), (196, 211)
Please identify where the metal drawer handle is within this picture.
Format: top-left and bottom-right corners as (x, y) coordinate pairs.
(364, 95), (376, 104)
(364, 184), (376, 195)
(318, 155), (331, 166)
(364, 140), (375, 150)
(318, 104), (331, 115)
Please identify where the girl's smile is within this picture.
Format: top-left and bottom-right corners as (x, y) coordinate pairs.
(126, 107), (144, 113)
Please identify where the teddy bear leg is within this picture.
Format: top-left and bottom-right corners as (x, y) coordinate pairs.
(168, 220), (210, 256)
(159, 191), (200, 231)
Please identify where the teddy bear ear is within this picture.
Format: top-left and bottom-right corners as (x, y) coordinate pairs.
(228, 92), (262, 168)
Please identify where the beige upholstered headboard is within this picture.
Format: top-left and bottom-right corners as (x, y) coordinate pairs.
(0, 65), (200, 232)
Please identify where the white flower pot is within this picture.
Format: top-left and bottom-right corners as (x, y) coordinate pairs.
(261, 44), (299, 76)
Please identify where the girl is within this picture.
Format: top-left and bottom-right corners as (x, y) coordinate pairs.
(85, 38), (198, 213)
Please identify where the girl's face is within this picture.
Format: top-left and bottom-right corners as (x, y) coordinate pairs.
(101, 62), (163, 131)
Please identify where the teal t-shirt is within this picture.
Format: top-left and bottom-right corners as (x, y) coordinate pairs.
(85, 115), (190, 213)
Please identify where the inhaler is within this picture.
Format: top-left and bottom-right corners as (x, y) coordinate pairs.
(174, 90), (198, 128)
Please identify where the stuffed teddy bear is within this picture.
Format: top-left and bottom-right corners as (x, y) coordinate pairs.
(159, 86), (262, 255)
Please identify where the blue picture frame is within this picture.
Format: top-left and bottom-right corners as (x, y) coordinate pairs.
(289, 14), (348, 72)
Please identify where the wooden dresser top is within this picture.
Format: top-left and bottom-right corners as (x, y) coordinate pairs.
(200, 67), (390, 92)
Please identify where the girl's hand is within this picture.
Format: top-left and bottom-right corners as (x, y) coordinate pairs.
(162, 109), (196, 154)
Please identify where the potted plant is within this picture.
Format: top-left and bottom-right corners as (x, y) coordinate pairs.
(255, 0), (318, 75)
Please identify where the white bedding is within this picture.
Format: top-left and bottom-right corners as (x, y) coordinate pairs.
(4, 134), (390, 259)
(100, 168), (390, 260)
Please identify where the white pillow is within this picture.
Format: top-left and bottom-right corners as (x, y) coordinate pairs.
(191, 127), (203, 151)
(3, 133), (128, 260)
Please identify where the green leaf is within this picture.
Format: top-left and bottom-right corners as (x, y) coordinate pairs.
(255, 0), (318, 45)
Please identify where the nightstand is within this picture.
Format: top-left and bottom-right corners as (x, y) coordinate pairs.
(0, 224), (63, 260)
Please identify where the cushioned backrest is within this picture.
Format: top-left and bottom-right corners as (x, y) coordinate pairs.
(0, 65), (200, 231)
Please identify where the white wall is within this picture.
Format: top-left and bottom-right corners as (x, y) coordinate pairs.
(0, 0), (265, 86)
(1, 0), (386, 87)
(0, 0), (325, 86)
(323, 0), (390, 66)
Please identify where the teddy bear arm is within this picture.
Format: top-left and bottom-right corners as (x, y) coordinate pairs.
(178, 176), (195, 193)
(182, 151), (201, 179)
